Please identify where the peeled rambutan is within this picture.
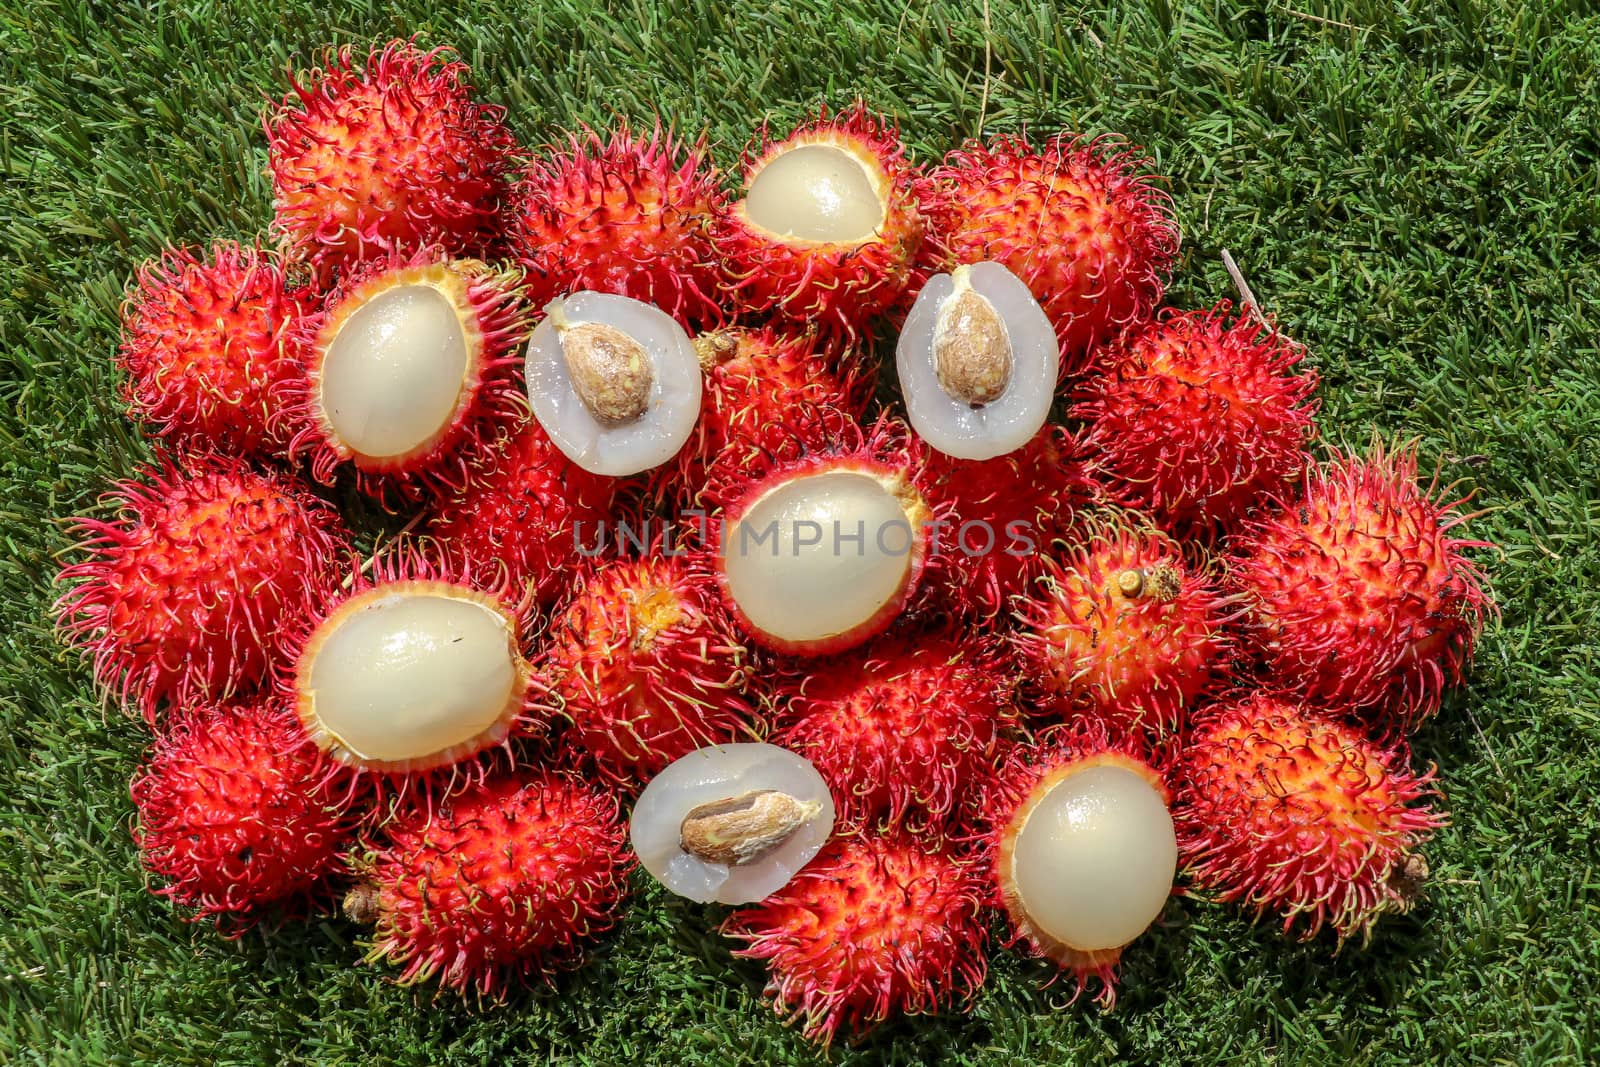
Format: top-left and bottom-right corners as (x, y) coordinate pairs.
(1231, 442), (1492, 728)
(723, 834), (987, 1046)
(117, 242), (309, 457)
(541, 550), (753, 787)
(282, 549), (546, 780)
(427, 418), (618, 607)
(923, 424), (1100, 620)
(713, 102), (928, 337)
(1076, 302), (1320, 534)
(510, 123), (725, 328)
(1014, 517), (1235, 734)
(284, 249), (529, 501)
(705, 416), (944, 656)
(131, 699), (359, 928)
(265, 40), (519, 275)
(769, 631), (1013, 836)
(1174, 695), (1445, 942)
(54, 455), (349, 723)
(922, 134), (1179, 372)
(977, 730), (1176, 1007)
(356, 770), (632, 998)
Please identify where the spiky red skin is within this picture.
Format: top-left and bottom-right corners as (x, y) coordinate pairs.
(769, 632), (1014, 837)
(364, 771), (632, 998)
(723, 835), (988, 1046)
(1231, 444), (1492, 729)
(923, 425), (1101, 620)
(542, 552), (752, 788)
(922, 135), (1179, 373)
(659, 326), (874, 504)
(283, 249), (530, 503)
(714, 102), (929, 338)
(702, 416), (947, 657)
(1174, 695), (1445, 942)
(974, 729), (1165, 1007)
(428, 419), (619, 607)
(117, 243), (309, 457)
(54, 456), (349, 723)
(131, 700), (359, 929)
(510, 124), (725, 328)
(1076, 302), (1320, 535)
(1014, 520), (1236, 734)
(265, 40), (519, 276)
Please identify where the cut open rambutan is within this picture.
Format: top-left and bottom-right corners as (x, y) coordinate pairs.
(1175, 695), (1445, 942)
(714, 102), (928, 337)
(1076, 302), (1320, 534)
(284, 250), (528, 501)
(54, 455), (349, 723)
(132, 699), (361, 929)
(265, 39), (519, 275)
(356, 770), (632, 998)
(117, 242), (309, 457)
(723, 834), (988, 1046)
(1231, 442), (1493, 729)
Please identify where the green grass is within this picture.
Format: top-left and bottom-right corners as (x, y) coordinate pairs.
(3, 0), (1598, 1063)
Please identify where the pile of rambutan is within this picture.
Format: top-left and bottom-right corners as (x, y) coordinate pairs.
(50, 33), (1494, 1050)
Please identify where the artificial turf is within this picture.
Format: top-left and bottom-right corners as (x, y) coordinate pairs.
(2, 0), (1597, 1063)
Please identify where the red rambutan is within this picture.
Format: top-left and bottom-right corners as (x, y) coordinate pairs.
(117, 242), (309, 456)
(714, 102), (928, 337)
(922, 134), (1179, 372)
(1077, 302), (1320, 533)
(1174, 695), (1445, 942)
(1014, 517), (1235, 734)
(1231, 442), (1493, 728)
(541, 550), (753, 787)
(510, 124), (725, 328)
(54, 455), (349, 723)
(356, 770), (632, 998)
(283, 249), (529, 501)
(769, 631), (1014, 837)
(131, 699), (360, 927)
(265, 40), (519, 275)
(723, 834), (988, 1046)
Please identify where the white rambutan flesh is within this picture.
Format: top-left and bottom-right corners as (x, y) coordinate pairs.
(722, 471), (913, 648)
(298, 583), (526, 769)
(1005, 761), (1176, 955)
(898, 262), (1056, 460)
(525, 291), (701, 475)
(631, 743), (834, 904)
(743, 144), (885, 243)
(320, 283), (471, 461)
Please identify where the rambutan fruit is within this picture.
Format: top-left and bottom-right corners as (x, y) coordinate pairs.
(117, 242), (309, 457)
(355, 770), (632, 998)
(283, 550), (544, 779)
(1174, 695), (1445, 942)
(713, 102), (928, 337)
(723, 834), (988, 1046)
(769, 631), (1013, 837)
(1076, 302), (1320, 534)
(705, 416), (943, 656)
(541, 550), (753, 787)
(923, 424), (1099, 620)
(509, 124), (725, 328)
(265, 40), (519, 275)
(1231, 442), (1492, 728)
(1014, 517), (1234, 733)
(284, 250), (528, 501)
(54, 455), (349, 723)
(922, 134), (1179, 372)
(131, 699), (359, 928)
(978, 732), (1176, 1006)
